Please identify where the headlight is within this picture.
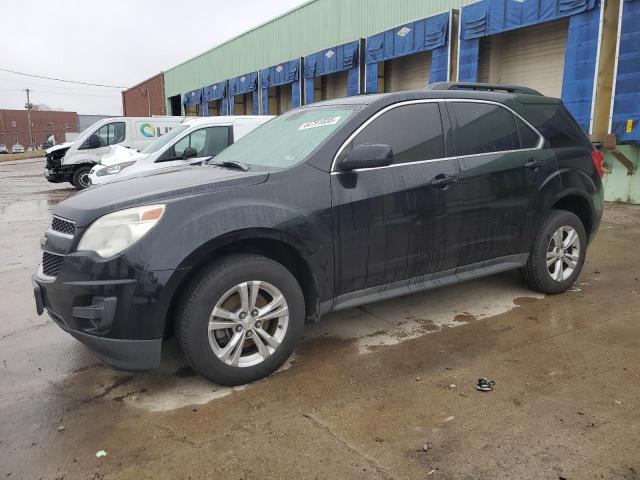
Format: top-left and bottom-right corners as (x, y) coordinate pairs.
(77, 204), (165, 258)
(97, 161), (136, 177)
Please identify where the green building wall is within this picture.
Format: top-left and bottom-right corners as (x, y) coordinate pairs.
(162, 0), (640, 204)
(603, 146), (640, 204)
(163, 0), (472, 105)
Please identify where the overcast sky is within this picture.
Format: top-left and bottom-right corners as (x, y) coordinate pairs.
(0, 0), (308, 115)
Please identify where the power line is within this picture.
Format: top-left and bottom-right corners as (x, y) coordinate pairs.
(0, 68), (128, 89)
(0, 76), (122, 93)
(25, 89), (121, 98)
(0, 87), (120, 97)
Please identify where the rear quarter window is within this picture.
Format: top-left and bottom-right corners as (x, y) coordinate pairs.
(527, 104), (591, 148)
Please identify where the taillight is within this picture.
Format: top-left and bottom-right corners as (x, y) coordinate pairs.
(591, 149), (605, 178)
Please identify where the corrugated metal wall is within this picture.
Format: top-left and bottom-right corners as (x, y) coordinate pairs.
(164, 0), (473, 104)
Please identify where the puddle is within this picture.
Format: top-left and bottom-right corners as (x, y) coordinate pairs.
(45, 275), (542, 412)
(0, 199), (55, 224)
(307, 272), (544, 353)
(454, 313), (477, 323)
(60, 348), (298, 413)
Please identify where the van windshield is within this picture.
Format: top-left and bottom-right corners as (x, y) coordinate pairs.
(141, 125), (189, 154)
(212, 105), (362, 169)
(72, 123), (100, 146)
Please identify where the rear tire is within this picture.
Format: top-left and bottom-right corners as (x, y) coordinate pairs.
(520, 209), (587, 294)
(72, 166), (92, 190)
(176, 254), (305, 386)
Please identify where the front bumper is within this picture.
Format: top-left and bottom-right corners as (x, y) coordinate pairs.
(32, 252), (183, 370)
(34, 276), (161, 370)
(44, 167), (67, 183)
(44, 154), (72, 183)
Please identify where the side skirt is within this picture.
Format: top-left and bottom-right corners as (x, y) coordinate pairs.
(331, 254), (529, 312)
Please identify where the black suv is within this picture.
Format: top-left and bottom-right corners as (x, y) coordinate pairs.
(33, 84), (604, 385)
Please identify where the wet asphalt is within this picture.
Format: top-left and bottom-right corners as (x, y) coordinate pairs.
(0, 158), (639, 480)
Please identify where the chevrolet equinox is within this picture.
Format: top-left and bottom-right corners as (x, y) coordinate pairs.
(33, 83), (604, 385)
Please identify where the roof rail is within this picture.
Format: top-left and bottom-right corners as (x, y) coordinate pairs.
(427, 82), (543, 96)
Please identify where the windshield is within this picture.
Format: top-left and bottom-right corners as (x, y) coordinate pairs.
(212, 105), (362, 169)
(71, 124), (98, 146)
(141, 125), (189, 154)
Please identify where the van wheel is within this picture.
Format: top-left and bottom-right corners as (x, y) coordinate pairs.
(72, 166), (92, 190)
(520, 210), (587, 294)
(176, 254), (305, 386)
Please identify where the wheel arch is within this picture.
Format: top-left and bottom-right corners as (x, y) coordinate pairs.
(550, 192), (594, 239)
(72, 162), (96, 172)
(162, 228), (321, 337)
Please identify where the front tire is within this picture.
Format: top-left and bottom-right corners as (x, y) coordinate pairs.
(520, 210), (587, 294)
(72, 165), (92, 190)
(176, 254), (305, 386)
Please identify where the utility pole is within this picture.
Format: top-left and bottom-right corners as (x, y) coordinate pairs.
(24, 89), (34, 149)
(146, 88), (151, 116)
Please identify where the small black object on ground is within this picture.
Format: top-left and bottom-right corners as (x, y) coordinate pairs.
(476, 378), (496, 392)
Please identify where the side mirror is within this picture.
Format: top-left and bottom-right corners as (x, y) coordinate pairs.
(336, 144), (393, 172)
(182, 147), (198, 159)
(87, 134), (101, 149)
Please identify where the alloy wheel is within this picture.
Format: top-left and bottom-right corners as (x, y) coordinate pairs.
(208, 281), (289, 368)
(546, 225), (581, 282)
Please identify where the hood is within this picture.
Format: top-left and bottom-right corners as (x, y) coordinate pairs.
(46, 141), (73, 155)
(99, 145), (147, 166)
(53, 165), (269, 227)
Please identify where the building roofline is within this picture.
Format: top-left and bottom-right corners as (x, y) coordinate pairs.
(123, 72), (165, 93)
(165, 0), (317, 74)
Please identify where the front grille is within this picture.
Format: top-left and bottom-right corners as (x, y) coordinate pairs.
(51, 216), (76, 236)
(46, 154), (61, 169)
(42, 252), (64, 277)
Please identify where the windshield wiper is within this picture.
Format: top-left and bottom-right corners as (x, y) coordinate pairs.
(208, 159), (250, 171)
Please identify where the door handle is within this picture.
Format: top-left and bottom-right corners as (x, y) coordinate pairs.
(524, 159), (545, 170)
(429, 174), (457, 188)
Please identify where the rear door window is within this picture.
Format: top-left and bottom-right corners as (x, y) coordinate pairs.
(449, 102), (520, 156)
(342, 102), (445, 165)
(516, 117), (540, 149)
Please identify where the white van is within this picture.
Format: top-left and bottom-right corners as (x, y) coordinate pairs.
(44, 116), (184, 189)
(89, 116), (272, 186)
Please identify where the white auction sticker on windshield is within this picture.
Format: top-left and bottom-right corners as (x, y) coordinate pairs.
(298, 116), (342, 130)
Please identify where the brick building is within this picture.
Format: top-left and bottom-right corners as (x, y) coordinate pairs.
(0, 109), (78, 147)
(121, 73), (166, 117)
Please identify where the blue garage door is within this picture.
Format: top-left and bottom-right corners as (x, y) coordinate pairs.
(260, 59), (301, 115)
(303, 41), (360, 104)
(610, 0), (640, 143)
(459, 0), (601, 133)
(202, 80), (228, 116)
(365, 11), (451, 94)
(182, 88), (203, 116)
(228, 72), (259, 115)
